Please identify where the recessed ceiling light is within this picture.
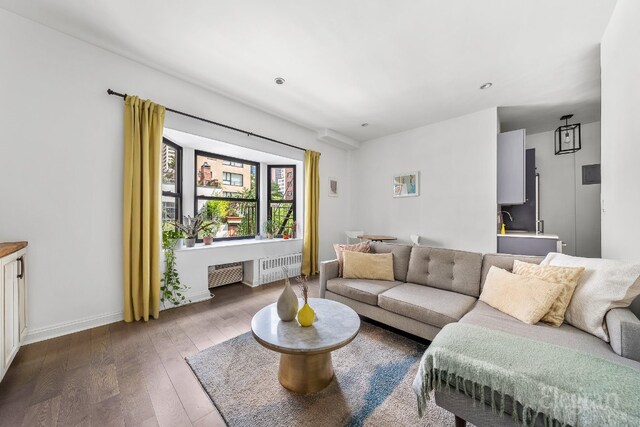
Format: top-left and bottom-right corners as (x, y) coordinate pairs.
(361, 123), (369, 127)
(274, 77), (285, 85)
(480, 82), (493, 90)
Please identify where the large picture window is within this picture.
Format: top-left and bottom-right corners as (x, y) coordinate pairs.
(267, 165), (296, 237)
(195, 150), (259, 240)
(161, 138), (182, 223)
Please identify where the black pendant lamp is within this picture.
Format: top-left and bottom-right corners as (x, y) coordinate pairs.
(555, 114), (581, 155)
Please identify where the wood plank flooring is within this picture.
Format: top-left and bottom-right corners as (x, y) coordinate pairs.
(0, 278), (319, 427)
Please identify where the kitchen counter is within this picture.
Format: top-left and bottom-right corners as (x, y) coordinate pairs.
(497, 232), (559, 240)
(0, 241), (28, 258)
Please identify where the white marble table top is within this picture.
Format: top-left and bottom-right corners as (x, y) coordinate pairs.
(251, 298), (361, 355)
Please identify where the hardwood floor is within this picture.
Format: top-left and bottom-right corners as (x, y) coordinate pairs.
(0, 278), (319, 427)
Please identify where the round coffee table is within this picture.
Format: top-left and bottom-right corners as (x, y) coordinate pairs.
(251, 298), (360, 394)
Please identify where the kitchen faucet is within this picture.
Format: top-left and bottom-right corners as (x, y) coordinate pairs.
(498, 211), (513, 231)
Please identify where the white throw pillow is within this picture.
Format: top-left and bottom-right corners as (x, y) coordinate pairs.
(541, 253), (640, 342)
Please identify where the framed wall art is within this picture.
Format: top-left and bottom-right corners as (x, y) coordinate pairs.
(328, 177), (338, 197)
(393, 171), (419, 197)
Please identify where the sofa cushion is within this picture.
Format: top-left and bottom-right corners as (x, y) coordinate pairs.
(333, 241), (371, 277)
(378, 283), (477, 329)
(406, 247), (483, 297)
(326, 278), (401, 306)
(370, 242), (412, 282)
(512, 260), (585, 327)
(541, 252), (640, 342)
(480, 266), (564, 325)
(343, 251), (395, 281)
(480, 253), (544, 291)
(460, 301), (640, 369)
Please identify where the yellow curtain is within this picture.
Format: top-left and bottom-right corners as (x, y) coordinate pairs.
(123, 96), (166, 322)
(302, 150), (320, 276)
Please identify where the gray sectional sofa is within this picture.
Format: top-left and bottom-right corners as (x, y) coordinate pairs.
(319, 242), (640, 426)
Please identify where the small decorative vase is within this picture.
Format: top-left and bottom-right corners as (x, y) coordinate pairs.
(297, 302), (315, 327)
(277, 279), (298, 321)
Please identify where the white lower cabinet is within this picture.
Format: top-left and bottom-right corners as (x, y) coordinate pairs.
(1, 248), (27, 382)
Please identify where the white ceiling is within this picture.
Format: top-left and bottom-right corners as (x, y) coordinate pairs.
(0, 0), (617, 141)
(163, 128), (301, 165)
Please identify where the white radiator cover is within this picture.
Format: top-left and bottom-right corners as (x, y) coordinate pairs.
(257, 253), (302, 285)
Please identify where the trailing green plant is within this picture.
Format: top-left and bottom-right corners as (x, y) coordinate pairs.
(161, 226), (190, 307)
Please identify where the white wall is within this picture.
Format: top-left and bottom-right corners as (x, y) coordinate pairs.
(0, 9), (350, 342)
(349, 108), (498, 254)
(600, 0), (640, 262)
(526, 122), (601, 258)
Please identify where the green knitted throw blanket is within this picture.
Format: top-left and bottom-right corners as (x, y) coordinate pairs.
(413, 323), (640, 427)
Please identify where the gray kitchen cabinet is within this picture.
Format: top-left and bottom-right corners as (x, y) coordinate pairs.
(497, 235), (559, 256)
(498, 129), (526, 205)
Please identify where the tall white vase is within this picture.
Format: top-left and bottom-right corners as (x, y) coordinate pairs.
(277, 278), (299, 321)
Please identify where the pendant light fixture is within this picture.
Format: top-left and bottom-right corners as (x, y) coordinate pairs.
(554, 114), (581, 155)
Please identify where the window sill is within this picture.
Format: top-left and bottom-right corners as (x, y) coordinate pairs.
(174, 237), (302, 252)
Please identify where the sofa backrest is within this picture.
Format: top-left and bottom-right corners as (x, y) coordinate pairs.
(406, 246), (483, 297)
(480, 253), (545, 291)
(369, 242), (413, 282)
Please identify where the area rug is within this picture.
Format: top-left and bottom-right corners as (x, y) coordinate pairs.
(186, 322), (457, 427)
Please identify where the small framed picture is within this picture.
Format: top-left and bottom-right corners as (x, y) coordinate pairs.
(393, 171), (419, 197)
(328, 177), (338, 197)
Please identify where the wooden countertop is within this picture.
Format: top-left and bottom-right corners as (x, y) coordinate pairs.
(0, 241), (28, 258)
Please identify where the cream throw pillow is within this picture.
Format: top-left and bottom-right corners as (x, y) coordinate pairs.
(342, 251), (395, 282)
(541, 252), (640, 342)
(333, 241), (370, 277)
(480, 266), (564, 325)
(512, 260), (585, 327)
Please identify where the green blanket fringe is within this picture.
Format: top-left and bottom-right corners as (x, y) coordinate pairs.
(413, 323), (640, 427)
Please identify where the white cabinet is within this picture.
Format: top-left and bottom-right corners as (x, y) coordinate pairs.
(498, 129), (527, 205)
(0, 247), (27, 382)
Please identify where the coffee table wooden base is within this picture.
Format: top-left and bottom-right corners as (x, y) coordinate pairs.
(278, 352), (334, 394)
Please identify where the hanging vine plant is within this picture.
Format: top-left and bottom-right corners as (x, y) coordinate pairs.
(161, 227), (191, 307)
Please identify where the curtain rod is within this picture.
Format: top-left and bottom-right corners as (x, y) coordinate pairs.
(107, 88), (306, 152)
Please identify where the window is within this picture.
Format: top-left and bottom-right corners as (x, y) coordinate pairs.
(162, 138), (182, 223)
(223, 172), (243, 186)
(267, 165), (296, 237)
(195, 150), (259, 240)
(223, 160), (243, 167)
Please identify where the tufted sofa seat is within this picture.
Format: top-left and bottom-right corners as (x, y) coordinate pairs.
(320, 242), (544, 340)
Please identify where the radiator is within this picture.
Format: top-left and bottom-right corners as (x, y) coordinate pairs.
(258, 253), (302, 285)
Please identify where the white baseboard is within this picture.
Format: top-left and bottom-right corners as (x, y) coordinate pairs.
(23, 290), (213, 345)
(24, 311), (124, 344)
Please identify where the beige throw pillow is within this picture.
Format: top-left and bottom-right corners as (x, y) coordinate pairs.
(342, 251), (395, 282)
(480, 266), (565, 325)
(512, 260), (585, 327)
(334, 241), (371, 277)
(541, 253), (640, 342)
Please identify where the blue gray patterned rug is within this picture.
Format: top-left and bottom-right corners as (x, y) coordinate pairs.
(186, 322), (456, 426)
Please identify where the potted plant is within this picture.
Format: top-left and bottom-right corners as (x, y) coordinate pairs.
(201, 221), (220, 245)
(175, 214), (210, 248)
(163, 226), (184, 249)
(263, 220), (277, 239)
(290, 221), (297, 239)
